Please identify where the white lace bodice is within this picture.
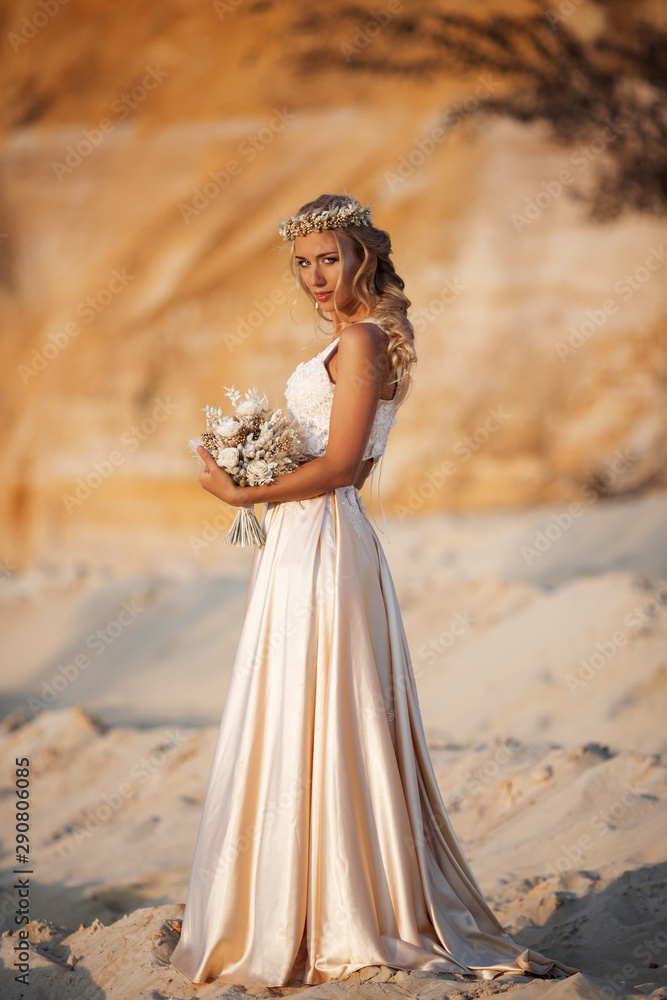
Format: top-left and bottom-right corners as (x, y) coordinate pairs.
(285, 326), (399, 462)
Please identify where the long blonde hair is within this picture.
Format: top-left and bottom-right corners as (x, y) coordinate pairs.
(288, 193), (416, 406)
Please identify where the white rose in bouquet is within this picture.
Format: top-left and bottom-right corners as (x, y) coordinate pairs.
(213, 417), (242, 435)
(246, 459), (274, 485)
(216, 447), (240, 470)
(236, 398), (264, 417)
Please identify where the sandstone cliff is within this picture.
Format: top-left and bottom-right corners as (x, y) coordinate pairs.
(1, 0), (666, 567)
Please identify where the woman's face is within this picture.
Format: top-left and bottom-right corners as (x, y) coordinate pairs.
(294, 230), (362, 318)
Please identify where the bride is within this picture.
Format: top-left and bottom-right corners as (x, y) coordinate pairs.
(169, 194), (579, 988)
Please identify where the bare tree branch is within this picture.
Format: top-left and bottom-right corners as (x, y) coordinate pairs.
(297, 0), (667, 221)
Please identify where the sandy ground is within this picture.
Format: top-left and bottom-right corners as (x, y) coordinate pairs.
(1, 490), (666, 999)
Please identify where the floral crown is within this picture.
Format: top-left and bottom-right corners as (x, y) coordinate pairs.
(278, 202), (374, 241)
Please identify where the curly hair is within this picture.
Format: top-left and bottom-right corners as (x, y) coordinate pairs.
(287, 193), (416, 406)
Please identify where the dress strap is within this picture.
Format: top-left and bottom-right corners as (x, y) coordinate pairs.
(321, 337), (340, 363)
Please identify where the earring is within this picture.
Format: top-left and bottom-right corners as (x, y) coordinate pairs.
(315, 301), (320, 311)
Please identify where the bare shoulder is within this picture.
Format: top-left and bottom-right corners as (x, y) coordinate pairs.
(337, 321), (387, 358)
(333, 322), (389, 395)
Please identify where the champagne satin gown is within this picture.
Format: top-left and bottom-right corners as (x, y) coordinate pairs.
(170, 323), (579, 988)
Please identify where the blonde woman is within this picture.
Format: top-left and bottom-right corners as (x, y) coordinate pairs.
(170, 195), (579, 988)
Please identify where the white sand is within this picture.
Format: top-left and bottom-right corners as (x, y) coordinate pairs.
(1, 491), (666, 999)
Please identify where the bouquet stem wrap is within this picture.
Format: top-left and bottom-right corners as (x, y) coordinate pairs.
(225, 505), (266, 547)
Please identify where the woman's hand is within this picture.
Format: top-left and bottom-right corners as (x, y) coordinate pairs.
(197, 446), (244, 506)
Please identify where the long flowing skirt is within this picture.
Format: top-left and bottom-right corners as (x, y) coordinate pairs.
(170, 486), (579, 987)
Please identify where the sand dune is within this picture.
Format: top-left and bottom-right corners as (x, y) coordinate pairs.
(1, 492), (667, 999)
(0, 704), (665, 998)
(2, 491), (665, 748)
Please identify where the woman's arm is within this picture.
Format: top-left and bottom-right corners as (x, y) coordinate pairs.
(198, 322), (386, 506)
